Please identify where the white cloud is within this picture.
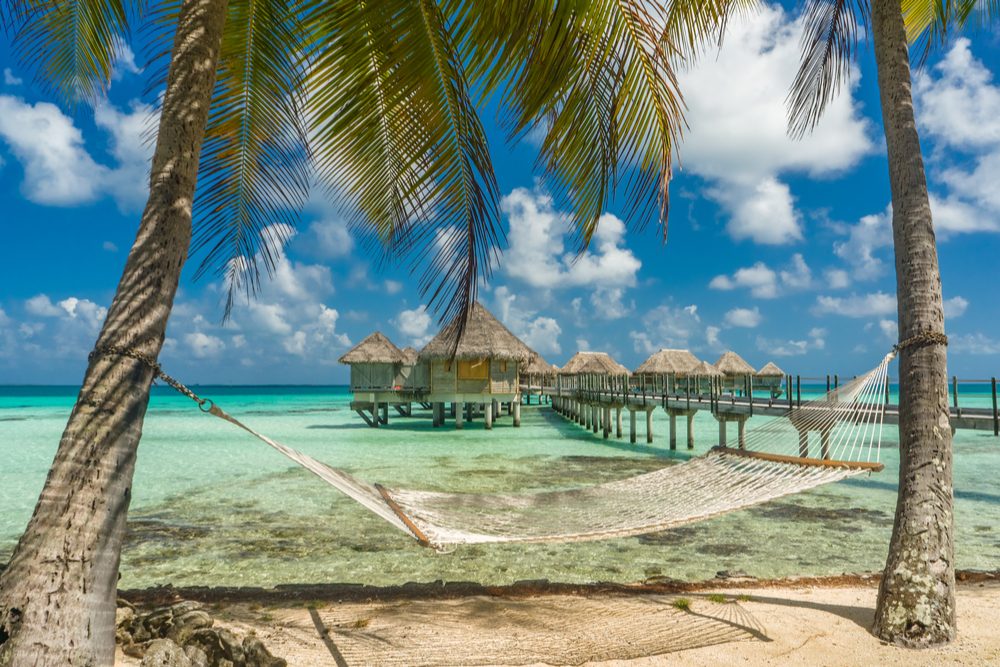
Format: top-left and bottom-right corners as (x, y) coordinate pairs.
(756, 328), (826, 357)
(943, 296), (968, 319)
(3, 68), (22, 85)
(724, 307), (762, 328)
(951, 333), (1000, 355)
(103, 241), (119, 252)
(501, 187), (641, 289)
(0, 95), (155, 211)
(384, 280), (403, 295)
(676, 5), (873, 244)
(824, 268), (850, 289)
(709, 255), (813, 299)
(710, 262), (778, 298)
(294, 190), (355, 259)
(492, 286), (562, 355)
(629, 304), (702, 354)
(184, 332), (225, 359)
(25, 294), (63, 317)
(394, 305), (434, 348)
(814, 292), (896, 317)
(833, 207), (893, 280)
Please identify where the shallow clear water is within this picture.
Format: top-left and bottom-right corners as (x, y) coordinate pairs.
(2, 385), (998, 589)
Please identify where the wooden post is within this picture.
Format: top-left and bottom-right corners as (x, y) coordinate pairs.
(748, 375), (754, 416)
(788, 375), (793, 409)
(629, 410), (637, 444)
(513, 400), (521, 427)
(826, 374), (831, 393)
(456, 401), (464, 429)
(820, 427), (831, 460)
(669, 411), (677, 450)
(603, 406), (610, 439)
(798, 429), (809, 457)
(646, 409), (653, 444)
(992, 377), (998, 437)
(687, 413), (695, 449)
(485, 400), (493, 430)
(592, 405), (599, 434)
(834, 374), (839, 390)
(952, 376), (960, 416)
(796, 375), (801, 407)
(718, 419), (726, 446)
(382, 402), (389, 425)
(738, 418), (746, 450)
(372, 402), (380, 428)
(616, 408), (622, 438)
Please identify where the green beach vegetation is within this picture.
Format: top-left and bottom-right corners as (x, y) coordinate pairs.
(0, 0), (994, 663)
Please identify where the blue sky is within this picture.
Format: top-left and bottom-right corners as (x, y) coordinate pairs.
(1, 3), (998, 385)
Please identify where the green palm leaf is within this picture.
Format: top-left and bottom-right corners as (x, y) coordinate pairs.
(5, 0), (142, 102)
(303, 0), (500, 327)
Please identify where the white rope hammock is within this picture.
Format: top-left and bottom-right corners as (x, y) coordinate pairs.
(204, 352), (895, 551)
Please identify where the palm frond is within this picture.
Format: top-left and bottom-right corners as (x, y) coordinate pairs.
(163, 0), (312, 318)
(303, 0), (500, 327)
(903, 0), (998, 63)
(6, 0), (142, 102)
(660, 0), (759, 64)
(458, 0), (684, 247)
(786, 0), (868, 139)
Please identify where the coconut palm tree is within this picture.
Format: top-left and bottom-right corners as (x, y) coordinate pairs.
(0, 0), (746, 662)
(788, 0), (996, 647)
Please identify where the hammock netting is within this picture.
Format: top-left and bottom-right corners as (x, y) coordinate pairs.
(207, 352), (894, 550)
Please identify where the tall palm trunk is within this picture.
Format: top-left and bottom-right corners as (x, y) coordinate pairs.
(870, 0), (956, 647)
(0, 0), (228, 663)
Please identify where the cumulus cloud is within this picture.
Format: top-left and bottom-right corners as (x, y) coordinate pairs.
(294, 190), (356, 259)
(676, 4), (873, 245)
(185, 332), (225, 359)
(0, 95), (155, 211)
(501, 187), (641, 289)
(103, 241), (119, 252)
(944, 296), (968, 318)
(709, 254), (813, 299)
(394, 305), (434, 348)
(629, 304), (703, 354)
(724, 307), (762, 328)
(3, 68), (21, 86)
(756, 328), (826, 357)
(813, 292), (896, 317)
(951, 333), (1000, 355)
(493, 286), (562, 356)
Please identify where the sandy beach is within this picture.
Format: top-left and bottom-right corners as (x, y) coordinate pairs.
(116, 572), (1000, 666)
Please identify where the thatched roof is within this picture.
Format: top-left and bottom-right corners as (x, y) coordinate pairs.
(691, 360), (724, 377)
(634, 349), (700, 375)
(757, 361), (786, 377)
(339, 332), (405, 364)
(561, 351), (630, 375)
(523, 353), (557, 375)
(400, 347), (420, 366)
(418, 302), (533, 362)
(714, 351), (756, 375)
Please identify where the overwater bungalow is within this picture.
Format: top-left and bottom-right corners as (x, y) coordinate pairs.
(715, 351), (757, 394)
(398, 346), (430, 393)
(522, 352), (558, 403)
(690, 359), (725, 393)
(339, 332), (409, 425)
(418, 302), (533, 429)
(561, 351), (630, 376)
(633, 348), (700, 392)
(756, 361), (786, 398)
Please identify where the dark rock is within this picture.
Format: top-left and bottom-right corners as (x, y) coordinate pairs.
(168, 610), (214, 645)
(185, 628), (246, 666)
(716, 570), (755, 580)
(243, 634), (287, 667)
(140, 639), (192, 667)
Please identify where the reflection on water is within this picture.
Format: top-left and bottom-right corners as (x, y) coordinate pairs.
(1, 386), (998, 589)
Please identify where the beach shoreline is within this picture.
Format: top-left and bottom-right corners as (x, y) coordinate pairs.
(115, 571), (1000, 666)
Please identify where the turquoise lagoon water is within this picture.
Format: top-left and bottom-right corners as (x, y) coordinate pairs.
(1, 385), (998, 590)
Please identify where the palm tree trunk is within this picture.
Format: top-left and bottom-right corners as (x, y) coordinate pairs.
(870, 0), (956, 647)
(0, 0), (228, 663)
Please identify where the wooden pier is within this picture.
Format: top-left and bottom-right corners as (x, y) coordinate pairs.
(521, 375), (1000, 447)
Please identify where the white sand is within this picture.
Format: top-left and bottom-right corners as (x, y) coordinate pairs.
(117, 580), (1000, 666)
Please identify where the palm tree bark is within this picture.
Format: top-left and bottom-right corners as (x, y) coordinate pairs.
(870, 0), (956, 647)
(0, 0), (228, 663)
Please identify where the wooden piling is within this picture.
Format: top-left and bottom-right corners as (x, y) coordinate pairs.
(992, 377), (998, 437)
(616, 408), (623, 438)
(718, 419), (726, 447)
(952, 376), (960, 416)
(646, 409), (653, 444)
(456, 401), (464, 429)
(687, 413), (695, 449)
(669, 411), (677, 450)
(629, 410), (637, 444)
(485, 400), (493, 430)
(513, 400), (521, 427)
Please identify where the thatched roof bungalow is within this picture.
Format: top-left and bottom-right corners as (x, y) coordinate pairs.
(339, 332), (406, 391)
(756, 361), (786, 397)
(633, 349), (700, 377)
(561, 351), (630, 376)
(523, 353), (558, 377)
(398, 346), (429, 390)
(714, 351), (757, 392)
(418, 302), (532, 401)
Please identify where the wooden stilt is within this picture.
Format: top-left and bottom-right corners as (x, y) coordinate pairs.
(738, 418), (746, 449)
(485, 401), (493, 430)
(646, 409), (653, 444)
(513, 400), (521, 427)
(456, 401), (464, 429)
(615, 408), (623, 438)
(629, 410), (637, 444)
(687, 413), (695, 449)
(669, 411), (677, 450)
(718, 419), (726, 446)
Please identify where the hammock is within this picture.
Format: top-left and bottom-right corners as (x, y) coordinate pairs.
(204, 352), (895, 551)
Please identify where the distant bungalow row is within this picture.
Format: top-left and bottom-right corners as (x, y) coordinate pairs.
(339, 303), (786, 429)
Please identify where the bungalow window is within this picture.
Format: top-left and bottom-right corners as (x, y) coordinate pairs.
(499, 361), (508, 373)
(457, 358), (489, 380)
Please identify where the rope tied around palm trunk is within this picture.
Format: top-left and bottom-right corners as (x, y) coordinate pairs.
(88, 344), (215, 413)
(893, 331), (948, 355)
